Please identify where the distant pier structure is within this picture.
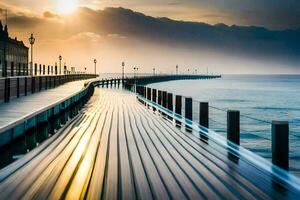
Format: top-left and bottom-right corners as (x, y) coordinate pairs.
(125, 74), (221, 85)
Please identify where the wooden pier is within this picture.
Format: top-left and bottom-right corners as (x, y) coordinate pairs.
(0, 76), (300, 199)
(1, 88), (300, 199)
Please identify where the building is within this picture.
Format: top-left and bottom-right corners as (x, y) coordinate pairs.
(0, 21), (29, 77)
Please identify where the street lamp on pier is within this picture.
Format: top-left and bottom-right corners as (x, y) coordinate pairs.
(94, 59), (97, 75)
(122, 62), (125, 82)
(153, 68), (155, 76)
(28, 33), (35, 76)
(176, 65), (178, 75)
(59, 55), (62, 74)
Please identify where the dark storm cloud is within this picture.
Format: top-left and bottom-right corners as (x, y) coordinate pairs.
(171, 0), (300, 29)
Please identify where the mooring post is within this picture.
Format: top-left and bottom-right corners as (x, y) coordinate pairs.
(185, 97), (193, 121)
(175, 95), (182, 115)
(227, 110), (240, 145)
(272, 121), (289, 170)
(147, 88), (151, 101)
(167, 93), (173, 111)
(200, 102), (209, 128)
(143, 86), (147, 98)
(158, 90), (162, 105)
(152, 89), (157, 103)
(162, 91), (167, 108)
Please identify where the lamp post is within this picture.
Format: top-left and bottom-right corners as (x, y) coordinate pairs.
(94, 59), (97, 75)
(122, 61), (125, 82)
(59, 55), (62, 74)
(176, 65), (178, 75)
(28, 33), (35, 76)
(153, 68), (155, 76)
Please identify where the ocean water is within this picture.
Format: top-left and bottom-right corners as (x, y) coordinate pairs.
(147, 75), (300, 176)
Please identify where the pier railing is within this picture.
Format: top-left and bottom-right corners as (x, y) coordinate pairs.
(129, 84), (290, 172)
(0, 80), (95, 161)
(0, 74), (97, 103)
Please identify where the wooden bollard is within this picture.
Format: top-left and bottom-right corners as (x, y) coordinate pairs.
(147, 88), (151, 100)
(167, 93), (173, 111)
(185, 97), (193, 121)
(175, 95), (182, 115)
(158, 90), (162, 105)
(162, 91), (167, 108)
(200, 102), (209, 128)
(272, 121), (289, 170)
(227, 110), (240, 145)
(152, 89), (157, 102)
(143, 86), (146, 98)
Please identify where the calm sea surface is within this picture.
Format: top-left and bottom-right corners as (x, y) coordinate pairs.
(147, 75), (300, 176)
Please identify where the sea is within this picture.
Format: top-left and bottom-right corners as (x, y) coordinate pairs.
(146, 74), (300, 176)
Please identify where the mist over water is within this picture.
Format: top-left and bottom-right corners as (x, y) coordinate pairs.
(148, 75), (300, 176)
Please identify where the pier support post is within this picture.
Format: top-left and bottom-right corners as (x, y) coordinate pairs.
(162, 91), (167, 108)
(272, 121), (289, 170)
(175, 95), (182, 115)
(152, 89), (157, 111)
(200, 102), (209, 128)
(158, 90), (162, 105)
(227, 110), (240, 145)
(167, 93), (173, 111)
(185, 97), (193, 121)
(152, 89), (157, 103)
(175, 95), (182, 125)
(147, 88), (151, 101)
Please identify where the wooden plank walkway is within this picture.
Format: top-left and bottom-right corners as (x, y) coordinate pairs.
(0, 80), (89, 132)
(0, 88), (299, 199)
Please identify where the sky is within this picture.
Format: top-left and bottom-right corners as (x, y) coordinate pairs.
(0, 0), (299, 74)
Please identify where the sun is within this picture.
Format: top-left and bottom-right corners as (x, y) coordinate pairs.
(57, 0), (77, 14)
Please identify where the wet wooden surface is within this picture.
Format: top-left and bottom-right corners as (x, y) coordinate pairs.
(0, 81), (87, 131)
(0, 88), (299, 199)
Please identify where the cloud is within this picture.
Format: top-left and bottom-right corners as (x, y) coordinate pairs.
(43, 11), (60, 19)
(3, 5), (300, 73)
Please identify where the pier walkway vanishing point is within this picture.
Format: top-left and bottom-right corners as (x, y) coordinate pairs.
(0, 87), (300, 199)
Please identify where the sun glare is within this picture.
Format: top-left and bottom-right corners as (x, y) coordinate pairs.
(57, 0), (77, 14)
